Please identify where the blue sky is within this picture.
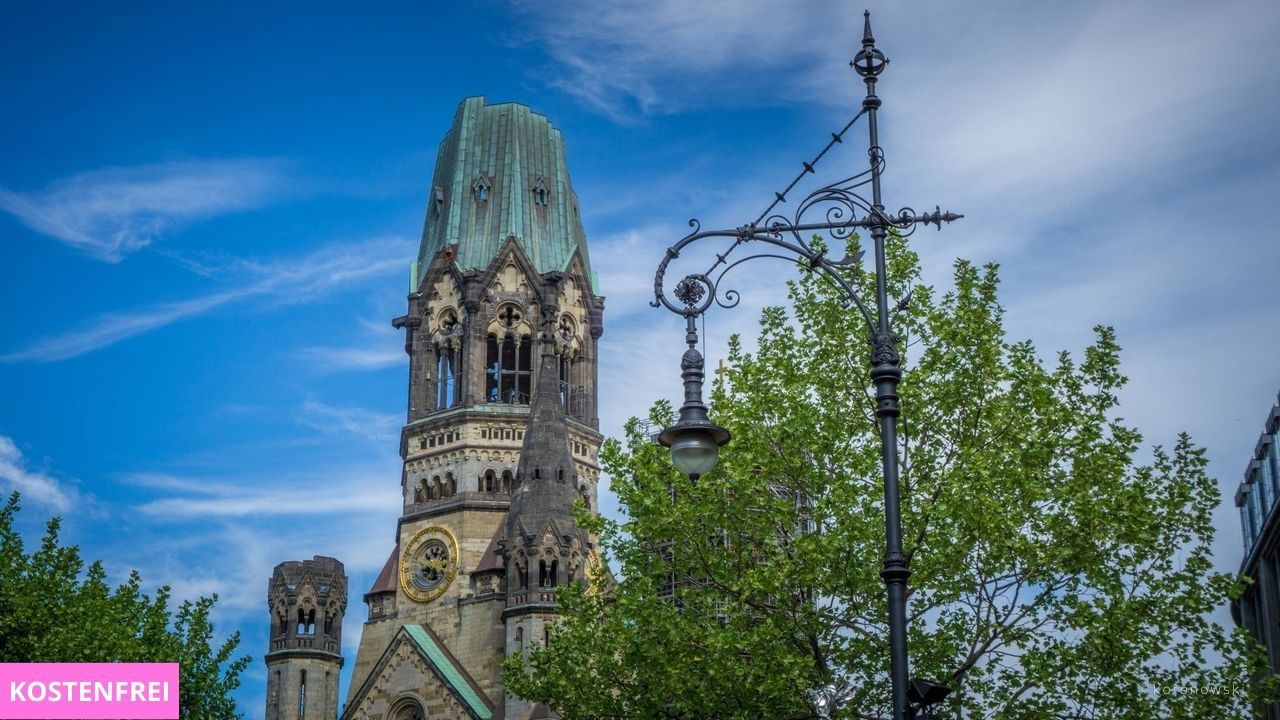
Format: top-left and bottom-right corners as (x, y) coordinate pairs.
(2, 0), (1279, 715)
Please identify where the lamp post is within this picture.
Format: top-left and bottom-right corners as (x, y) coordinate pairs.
(651, 11), (960, 720)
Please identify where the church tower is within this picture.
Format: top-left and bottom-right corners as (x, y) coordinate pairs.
(342, 97), (605, 720)
(265, 556), (347, 720)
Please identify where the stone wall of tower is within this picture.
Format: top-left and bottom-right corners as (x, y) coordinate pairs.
(502, 613), (557, 720)
(267, 658), (343, 720)
(265, 556), (347, 720)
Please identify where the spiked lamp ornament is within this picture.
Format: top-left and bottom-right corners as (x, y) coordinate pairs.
(650, 11), (961, 720)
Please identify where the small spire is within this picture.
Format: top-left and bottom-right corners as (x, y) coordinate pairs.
(852, 9), (888, 79)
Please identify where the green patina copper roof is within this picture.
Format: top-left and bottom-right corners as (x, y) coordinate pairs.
(415, 97), (595, 291)
(402, 624), (493, 719)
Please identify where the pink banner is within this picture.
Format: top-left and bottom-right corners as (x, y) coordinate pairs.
(0, 663), (179, 719)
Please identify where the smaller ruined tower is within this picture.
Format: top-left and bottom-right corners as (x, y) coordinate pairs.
(265, 556), (347, 720)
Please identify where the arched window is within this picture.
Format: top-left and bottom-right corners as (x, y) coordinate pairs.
(501, 470), (513, 493)
(296, 608), (305, 636)
(486, 306), (532, 404)
(473, 174), (492, 202)
(483, 469), (496, 493)
(550, 559), (559, 588)
(559, 355), (573, 408)
(445, 472), (456, 497)
(298, 670), (307, 719)
(436, 345), (456, 409)
(434, 310), (460, 409)
(413, 480), (425, 504)
(431, 475), (442, 500)
(532, 176), (550, 206)
(515, 626), (524, 654)
(392, 700), (425, 720)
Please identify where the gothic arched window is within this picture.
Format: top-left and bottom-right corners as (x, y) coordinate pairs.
(486, 305), (532, 404)
(558, 355), (572, 408)
(532, 176), (549, 206)
(435, 347), (456, 408)
(433, 310), (460, 409)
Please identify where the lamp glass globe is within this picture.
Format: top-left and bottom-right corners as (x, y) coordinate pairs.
(669, 431), (720, 477)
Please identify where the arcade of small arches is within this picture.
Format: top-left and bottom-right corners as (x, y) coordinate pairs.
(509, 547), (585, 592)
(409, 469), (595, 509)
(269, 598), (338, 639)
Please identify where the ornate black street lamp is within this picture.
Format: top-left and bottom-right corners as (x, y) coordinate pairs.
(651, 11), (960, 720)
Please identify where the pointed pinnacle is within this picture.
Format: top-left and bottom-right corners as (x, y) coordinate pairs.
(862, 10), (875, 46)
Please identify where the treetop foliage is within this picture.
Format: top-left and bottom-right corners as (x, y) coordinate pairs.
(506, 234), (1272, 719)
(0, 492), (251, 719)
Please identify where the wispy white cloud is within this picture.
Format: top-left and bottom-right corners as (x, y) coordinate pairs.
(295, 345), (404, 371)
(294, 316), (405, 372)
(0, 159), (288, 262)
(296, 399), (401, 445)
(1, 237), (414, 363)
(0, 434), (73, 512)
(511, 0), (835, 120)
(132, 464), (399, 519)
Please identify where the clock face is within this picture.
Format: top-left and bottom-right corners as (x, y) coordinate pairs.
(400, 526), (459, 603)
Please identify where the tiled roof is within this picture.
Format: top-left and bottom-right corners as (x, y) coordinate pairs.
(474, 520), (507, 574)
(365, 545), (399, 597)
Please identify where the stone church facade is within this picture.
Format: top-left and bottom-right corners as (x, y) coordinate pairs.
(266, 97), (605, 720)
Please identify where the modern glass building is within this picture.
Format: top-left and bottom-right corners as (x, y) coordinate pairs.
(1233, 390), (1280, 717)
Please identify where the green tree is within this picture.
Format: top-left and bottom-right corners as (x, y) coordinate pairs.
(0, 492), (251, 719)
(506, 235), (1272, 719)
